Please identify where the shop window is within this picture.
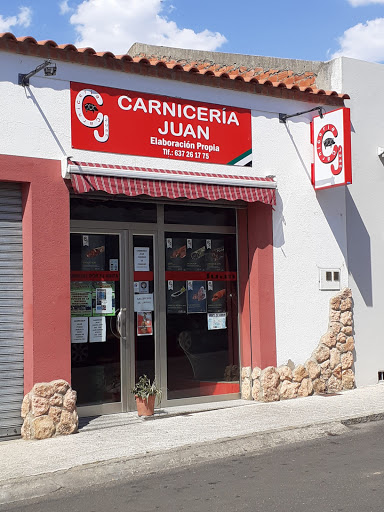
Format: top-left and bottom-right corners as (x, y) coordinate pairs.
(70, 197), (157, 223)
(165, 232), (239, 399)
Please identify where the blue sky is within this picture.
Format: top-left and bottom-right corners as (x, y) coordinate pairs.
(1, 0), (384, 62)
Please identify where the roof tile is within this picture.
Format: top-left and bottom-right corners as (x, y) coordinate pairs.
(0, 32), (350, 102)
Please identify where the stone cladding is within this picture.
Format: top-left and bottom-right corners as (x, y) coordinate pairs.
(241, 288), (355, 401)
(21, 379), (78, 440)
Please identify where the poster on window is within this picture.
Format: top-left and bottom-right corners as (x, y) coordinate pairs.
(95, 287), (113, 314)
(134, 281), (149, 294)
(71, 317), (88, 343)
(92, 281), (115, 316)
(137, 312), (153, 336)
(134, 293), (154, 312)
(166, 280), (187, 314)
(89, 316), (106, 342)
(207, 281), (227, 313)
(134, 247), (150, 271)
(165, 238), (186, 271)
(71, 282), (92, 317)
(187, 280), (207, 314)
(207, 313), (227, 330)
(186, 238), (207, 271)
(81, 234), (106, 271)
(206, 239), (225, 272)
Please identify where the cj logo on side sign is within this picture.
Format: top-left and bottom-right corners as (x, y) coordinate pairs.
(311, 108), (351, 191)
(75, 88), (109, 143)
(316, 123), (342, 176)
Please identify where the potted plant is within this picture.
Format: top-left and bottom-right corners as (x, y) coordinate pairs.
(131, 375), (162, 416)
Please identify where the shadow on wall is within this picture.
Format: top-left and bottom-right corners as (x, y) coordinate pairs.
(272, 190), (285, 250)
(317, 186), (372, 307)
(317, 185), (348, 262)
(345, 187), (373, 307)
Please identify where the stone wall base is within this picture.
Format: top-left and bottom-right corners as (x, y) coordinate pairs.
(241, 288), (355, 401)
(21, 380), (78, 440)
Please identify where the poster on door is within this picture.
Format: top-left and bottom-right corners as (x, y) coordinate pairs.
(71, 317), (88, 343)
(206, 239), (225, 272)
(70, 282), (92, 317)
(92, 281), (115, 316)
(81, 234), (106, 271)
(186, 238), (206, 271)
(207, 281), (227, 313)
(166, 238), (186, 271)
(207, 313), (227, 330)
(137, 312), (153, 336)
(166, 280), (187, 314)
(134, 247), (150, 271)
(187, 280), (207, 314)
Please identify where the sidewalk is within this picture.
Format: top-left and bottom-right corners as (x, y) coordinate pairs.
(1, 384), (384, 505)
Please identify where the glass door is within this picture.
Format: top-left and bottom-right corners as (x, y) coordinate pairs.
(70, 230), (128, 415)
(70, 227), (160, 416)
(131, 235), (157, 380)
(163, 232), (239, 401)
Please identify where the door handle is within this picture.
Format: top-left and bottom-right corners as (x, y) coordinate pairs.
(117, 307), (126, 340)
(111, 308), (126, 340)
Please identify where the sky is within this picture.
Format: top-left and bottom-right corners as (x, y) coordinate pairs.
(1, 0), (384, 63)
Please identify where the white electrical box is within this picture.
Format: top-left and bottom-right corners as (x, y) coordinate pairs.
(319, 268), (341, 291)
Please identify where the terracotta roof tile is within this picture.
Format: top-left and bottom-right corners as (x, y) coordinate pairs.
(0, 32), (350, 102)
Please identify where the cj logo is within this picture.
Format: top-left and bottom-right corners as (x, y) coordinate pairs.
(316, 123), (343, 175)
(75, 89), (109, 143)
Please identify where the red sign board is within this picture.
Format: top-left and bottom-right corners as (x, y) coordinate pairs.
(311, 108), (352, 190)
(71, 82), (252, 166)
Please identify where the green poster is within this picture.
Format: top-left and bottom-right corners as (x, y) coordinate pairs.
(71, 282), (92, 317)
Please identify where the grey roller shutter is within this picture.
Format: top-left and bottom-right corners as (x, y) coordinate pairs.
(0, 183), (24, 439)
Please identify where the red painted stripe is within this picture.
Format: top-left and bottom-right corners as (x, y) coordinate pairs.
(134, 271), (154, 281)
(165, 271), (237, 281)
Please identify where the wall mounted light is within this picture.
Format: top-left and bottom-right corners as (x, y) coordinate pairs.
(18, 60), (57, 87)
(378, 147), (384, 157)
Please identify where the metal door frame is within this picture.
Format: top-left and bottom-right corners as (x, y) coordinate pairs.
(71, 203), (240, 415)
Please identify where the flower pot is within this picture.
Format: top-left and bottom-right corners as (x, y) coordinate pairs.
(135, 394), (156, 416)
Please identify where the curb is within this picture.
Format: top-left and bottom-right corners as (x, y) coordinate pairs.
(2, 412), (383, 507)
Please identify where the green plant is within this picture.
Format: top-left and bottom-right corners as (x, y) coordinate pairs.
(131, 375), (162, 404)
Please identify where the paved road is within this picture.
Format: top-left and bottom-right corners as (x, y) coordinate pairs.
(4, 420), (384, 512)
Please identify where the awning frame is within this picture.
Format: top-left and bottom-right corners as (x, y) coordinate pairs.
(63, 159), (277, 190)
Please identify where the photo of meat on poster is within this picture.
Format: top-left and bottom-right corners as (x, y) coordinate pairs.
(81, 234), (106, 271)
(187, 280), (207, 314)
(166, 281), (187, 314)
(186, 238), (207, 272)
(165, 238), (186, 271)
(206, 239), (225, 272)
(207, 281), (227, 313)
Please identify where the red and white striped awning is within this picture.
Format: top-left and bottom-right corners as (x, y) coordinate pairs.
(68, 160), (276, 205)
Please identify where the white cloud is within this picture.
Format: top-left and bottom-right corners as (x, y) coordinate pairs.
(69, 0), (227, 54)
(347, 0), (384, 5)
(0, 6), (32, 32)
(59, 1), (74, 15)
(332, 17), (384, 61)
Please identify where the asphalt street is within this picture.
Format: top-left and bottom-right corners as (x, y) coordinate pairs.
(4, 419), (384, 512)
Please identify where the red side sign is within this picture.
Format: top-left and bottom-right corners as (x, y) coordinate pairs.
(310, 108), (352, 190)
(70, 82), (252, 166)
